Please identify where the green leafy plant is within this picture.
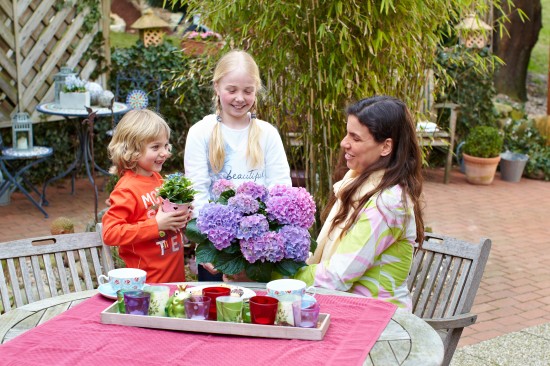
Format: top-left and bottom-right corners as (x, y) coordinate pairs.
(158, 173), (197, 204)
(464, 126), (503, 158)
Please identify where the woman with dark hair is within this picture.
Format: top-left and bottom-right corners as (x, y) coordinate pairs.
(293, 95), (424, 310)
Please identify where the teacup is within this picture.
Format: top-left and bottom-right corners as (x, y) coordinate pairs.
(98, 268), (147, 292)
(266, 279), (316, 299)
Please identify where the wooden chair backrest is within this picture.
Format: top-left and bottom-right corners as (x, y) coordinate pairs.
(0, 232), (115, 313)
(408, 232), (491, 365)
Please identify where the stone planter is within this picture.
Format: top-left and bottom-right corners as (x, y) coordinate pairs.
(59, 91), (91, 109)
(181, 40), (223, 56)
(463, 153), (501, 185)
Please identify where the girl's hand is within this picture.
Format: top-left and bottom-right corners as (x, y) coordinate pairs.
(155, 207), (192, 232)
(201, 262), (219, 275)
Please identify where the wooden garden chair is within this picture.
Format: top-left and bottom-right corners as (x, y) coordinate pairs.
(417, 69), (460, 184)
(0, 231), (115, 314)
(408, 233), (492, 366)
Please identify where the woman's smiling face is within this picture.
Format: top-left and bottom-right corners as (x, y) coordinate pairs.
(340, 115), (391, 173)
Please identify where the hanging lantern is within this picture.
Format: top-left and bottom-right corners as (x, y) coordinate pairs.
(54, 66), (76, 105)
(131, 9), (170, 47)
(12, 112), (33, 151)
(456, 13), (493, 49)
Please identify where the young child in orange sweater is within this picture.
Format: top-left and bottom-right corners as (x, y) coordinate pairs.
(102, 109), (190, 283)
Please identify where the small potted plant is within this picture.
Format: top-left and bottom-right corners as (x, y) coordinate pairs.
(59, 74), (90, 109)
(157, 172), (197, 212)
(463, 126), (503, 185)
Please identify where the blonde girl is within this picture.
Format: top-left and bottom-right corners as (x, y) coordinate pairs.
(184, 50), (291, 280)
(103, 109), (190, 283)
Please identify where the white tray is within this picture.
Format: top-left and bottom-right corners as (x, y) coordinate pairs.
(100, 302), (330, 341)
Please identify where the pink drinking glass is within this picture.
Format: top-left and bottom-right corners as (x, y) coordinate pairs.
(202, 287), (231, 320)
(249, 295), (279, 325)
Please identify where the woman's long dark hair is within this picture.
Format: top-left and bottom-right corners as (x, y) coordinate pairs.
(322, 96), (424, 245)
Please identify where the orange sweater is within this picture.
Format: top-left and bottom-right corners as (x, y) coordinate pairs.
(102, 171), (185, 283)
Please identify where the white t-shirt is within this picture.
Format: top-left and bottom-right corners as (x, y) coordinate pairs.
(184, 114), (292, 216)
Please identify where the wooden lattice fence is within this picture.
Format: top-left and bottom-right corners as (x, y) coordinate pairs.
(0, 0), (110, 128)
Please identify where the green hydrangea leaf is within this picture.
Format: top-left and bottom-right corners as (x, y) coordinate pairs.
(185, 219), (207, 245)
(274, 259), (306, 277)
(213, 252), (246, 275)
(246, 262), (275, 282)
(195, 241), (218, 264)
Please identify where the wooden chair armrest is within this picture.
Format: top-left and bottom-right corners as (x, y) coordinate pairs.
(423, 313), (477, 330)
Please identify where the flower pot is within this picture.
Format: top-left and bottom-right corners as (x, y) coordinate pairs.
(161, 199), (191, 213)
(463, 153), (501, 185)
(59, 91), (91, 109)
(181, 40), (223, 56)
(499, 151), (528, 183)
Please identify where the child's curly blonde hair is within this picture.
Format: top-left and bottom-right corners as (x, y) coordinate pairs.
(108, 109), (172, 176)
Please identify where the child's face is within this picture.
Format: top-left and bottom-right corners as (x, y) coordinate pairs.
(215, 67), (256, 125)
(136, 134), (171, 176)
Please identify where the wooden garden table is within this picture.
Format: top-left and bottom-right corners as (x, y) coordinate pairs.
(0, 283), (444, 365)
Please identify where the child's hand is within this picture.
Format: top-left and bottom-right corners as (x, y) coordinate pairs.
(155, 207), (193, 232)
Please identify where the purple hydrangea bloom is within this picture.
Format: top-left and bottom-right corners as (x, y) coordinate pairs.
(237, 214), (269, 240)
(240, 231), (285, 263)
(211, 179), (235, 200)
(236, 181), (268, 201)
(278, 225), (311, 262)
(266, 185), (316, 228)
(196, 203), (241, 250)
(228, 193), (260, 214)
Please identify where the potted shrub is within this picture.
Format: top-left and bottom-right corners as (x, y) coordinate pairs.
(157, 172), (197, 212)
(463, 126), (503, 185)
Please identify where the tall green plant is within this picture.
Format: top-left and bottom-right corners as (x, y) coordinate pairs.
(169, 0), (511, 231)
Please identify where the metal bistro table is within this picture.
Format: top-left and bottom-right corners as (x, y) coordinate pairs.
(0, 283), (444, 365)
(36, 102), (129, 214)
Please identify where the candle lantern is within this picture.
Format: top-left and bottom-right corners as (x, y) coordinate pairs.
(12, 112), (33, 151)
(54, 66), (77, 105)
(455, 13), (492, 49)
(131, 9), (170, 47)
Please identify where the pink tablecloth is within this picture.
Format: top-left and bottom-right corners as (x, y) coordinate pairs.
(0, 291), (396, 366)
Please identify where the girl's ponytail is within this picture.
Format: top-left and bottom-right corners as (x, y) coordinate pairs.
(209, 98), (225, 173)
(247, 103), (263, 169)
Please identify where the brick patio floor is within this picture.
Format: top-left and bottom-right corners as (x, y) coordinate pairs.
(1, 167), (549, 348)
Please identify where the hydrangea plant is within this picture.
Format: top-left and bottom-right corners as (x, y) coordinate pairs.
(186, 179), (317, 282)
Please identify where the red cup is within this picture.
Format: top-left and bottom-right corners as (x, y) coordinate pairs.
(202, 286), (231, 320)
(249, 295), (279, 325)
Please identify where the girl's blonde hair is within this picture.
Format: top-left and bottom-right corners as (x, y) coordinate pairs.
(209, 50), (263, 173)
(108, 109), (172, 176)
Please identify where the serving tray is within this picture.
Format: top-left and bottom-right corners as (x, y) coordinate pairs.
(100, 302), (330, 341)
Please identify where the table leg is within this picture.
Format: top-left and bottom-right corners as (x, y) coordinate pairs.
(0, 158), (50, 217)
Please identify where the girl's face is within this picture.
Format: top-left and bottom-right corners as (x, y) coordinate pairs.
(214, 67), (257, 126)
(136, 133), (171, 176)
(340, 115), (392, 174)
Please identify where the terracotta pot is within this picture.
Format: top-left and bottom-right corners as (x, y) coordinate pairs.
(161, 199), (191, 213)
(181, 40), (223, 56)
(463, 153), (501, 185)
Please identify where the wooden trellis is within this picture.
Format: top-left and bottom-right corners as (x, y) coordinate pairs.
(0, 0), (110, 128)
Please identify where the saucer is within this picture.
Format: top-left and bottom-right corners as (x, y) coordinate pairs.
(97, 283), (117, 300)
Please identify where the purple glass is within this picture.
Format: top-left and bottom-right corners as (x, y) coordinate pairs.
(299, 300), (320, 328)
(123, 290), (150, 315)
(184, 296), (211, 320)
